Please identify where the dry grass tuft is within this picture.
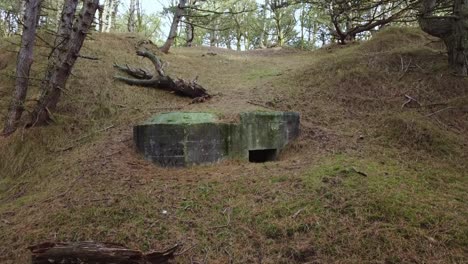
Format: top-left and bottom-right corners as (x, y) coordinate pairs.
(379, 112), (461, 155)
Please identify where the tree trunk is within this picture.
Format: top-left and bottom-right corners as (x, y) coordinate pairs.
(136, 0), (142, 31)
(2, 0), (42, 136)
(160, 0), (187, 53)
(29, 242), (179, 264)
(210, 29), (216, 47)
(448, 0), (468, 75)
(30, 0), (99, 126)
(244, 34), (250, 50)
(259, 0), (268, 48)
(300, 3), (305, 49)
(274, 11), (283, 46)
(185, 19), (194, 47)
(236, 34), (241, 51)
(107, 0), (119, 32)
(17, 0), (26, 35)
(419, 0), (468, 76)
(127, 0), (136, 32)
(98, 3), (104, 32)
(100, 0), (110, 32)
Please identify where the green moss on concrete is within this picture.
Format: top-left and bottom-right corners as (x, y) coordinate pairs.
(144, 112), (218, 125)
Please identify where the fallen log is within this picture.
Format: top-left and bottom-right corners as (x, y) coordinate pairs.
(29, 241), (179, 264)
(114, 50), (211, 100)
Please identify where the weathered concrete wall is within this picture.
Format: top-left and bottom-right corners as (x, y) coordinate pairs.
(134, 111), (300, 167)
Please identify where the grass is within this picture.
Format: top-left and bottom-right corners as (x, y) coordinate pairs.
(0, 27), (467, 263)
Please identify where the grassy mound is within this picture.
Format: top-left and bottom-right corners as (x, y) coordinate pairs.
(380, 112), (460, 155)
(0, 28), (466, 263)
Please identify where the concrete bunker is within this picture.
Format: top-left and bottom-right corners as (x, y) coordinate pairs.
(134, 111), (300, 167)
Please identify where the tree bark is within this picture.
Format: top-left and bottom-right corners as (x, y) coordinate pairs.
(128, 0), (136, 32)
(160, 0), (187, 53)
(136, 0), (142, 31)
(114, 50), (211, 99)
(18, 0), (27, 35)
(101, 0), (111, 32)
(259, 0), (268, 48)
(98, 3), (104, 32)
(29, 242), (179, 264)
(419, 0), (468, 76)
(2, 0), (42, 136)
(448, 0), (468, 75)
(108, 0), (119, 32)
(30, 0), (99, 126)
(185, 19), (194, 47)
(184, 0), (196, 47)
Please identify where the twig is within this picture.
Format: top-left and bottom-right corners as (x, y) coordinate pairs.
(402, 94), (421, 108)
(78, 54), (100, 60)
(247, 100), (275, 109)
(210, 207), (232, 229)
(292, 208), (304, 218)
(398, 56), (412, 80)
(175, 244), (197, 256)
(426, 107), (454, 117)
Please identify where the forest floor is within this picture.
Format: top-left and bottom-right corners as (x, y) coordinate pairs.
(0, 28), (467, 263)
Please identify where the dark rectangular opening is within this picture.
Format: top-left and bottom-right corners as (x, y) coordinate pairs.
(249, 149), (277, 163)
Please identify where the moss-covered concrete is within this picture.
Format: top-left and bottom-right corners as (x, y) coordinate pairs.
(134, 111), (300, 167)
(144, 112), (218, 125)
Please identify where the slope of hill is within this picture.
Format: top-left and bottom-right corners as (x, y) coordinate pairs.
(0, 28), (466, 263)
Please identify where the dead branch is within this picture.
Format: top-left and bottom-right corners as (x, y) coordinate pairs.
(78, 54), (100, 60)
(113, 64), (153, 79)
(426, 106), (454, 117)
(114, 50), (211, 100)
(247, 100), (275, 109)
(29, 242), (180, 264)
(398, 55), (412, 80)
(402, 94), (421, 108)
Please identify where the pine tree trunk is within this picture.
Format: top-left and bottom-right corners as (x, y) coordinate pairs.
(244, 35), (250, 50)
(17, 0), (26, 35)
(448, 0), (468, 75)
(185, 18), (194, 47)
(259, 0), (268, 48)
(2, 0), (42, 135)
(127, 0), (135, 32)
(30, 0), (99, 126)
(136, 0), (142, 31)
(184, 0), (193, 47)
(160, 0), (187, 53)
(419, 0), (468, 76)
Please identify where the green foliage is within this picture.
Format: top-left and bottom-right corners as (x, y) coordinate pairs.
(115, 12), (162, 42)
